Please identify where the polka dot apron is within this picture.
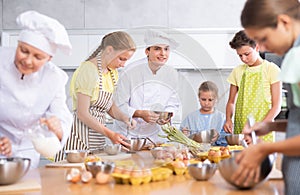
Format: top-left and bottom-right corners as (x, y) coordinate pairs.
(234, 65), (274, 142)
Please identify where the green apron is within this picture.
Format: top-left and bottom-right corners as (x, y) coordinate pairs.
(234, 64), (274, 142)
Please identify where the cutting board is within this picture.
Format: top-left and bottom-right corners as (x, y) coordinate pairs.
(95, 152), (132, 161)
(46, 152), (131, 168)
(0, 179), (41, 194)
(45, 160), (85, 168)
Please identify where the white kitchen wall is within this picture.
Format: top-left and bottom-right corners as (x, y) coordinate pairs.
(0, 0), (246, 122)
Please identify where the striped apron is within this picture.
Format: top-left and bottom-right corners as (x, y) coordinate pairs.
(55, 56), (117, 161)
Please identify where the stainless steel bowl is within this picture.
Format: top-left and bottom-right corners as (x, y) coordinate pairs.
(103, 143), (121, 155)
(188, 163), (217, 181)
(189, 129), (219, 143)
(218, 150), (275, 189)
(153, 111), (173, 125)
(0, 157), (31, 185)
(85, 161), (115, 177)
(65, 150), (88, 163)
(225, 134), (244, 145)
(125, 137), (147, 152)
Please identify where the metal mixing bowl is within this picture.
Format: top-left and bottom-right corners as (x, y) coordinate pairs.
(188, 163), (217, 181)
(125, 137), (147, 152)
(103, 143), (121, 155)
(0, 157), (31, 185)
(65, 150), (88, 163)
(85, 161), (115, 177)
(225, 134), (244, 145)
(189, 129), (219, 143)
(218, 150), (275, 189)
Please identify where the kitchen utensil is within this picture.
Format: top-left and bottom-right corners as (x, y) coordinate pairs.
(26, 122), (61, 157)
(188, 162), (217, 181)
(0, 157), (31, 185)
(189, 129), (219, 143)
(65, 150), (88, 163)
(218, 150), (275, 189)
(103, 143), (121, 155)
(225, 134), (244, 145)
(85, 161), (115, 178)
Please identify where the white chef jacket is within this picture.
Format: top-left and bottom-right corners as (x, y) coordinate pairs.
(113, 58), (181, 142)
(0, 47), (72, 168)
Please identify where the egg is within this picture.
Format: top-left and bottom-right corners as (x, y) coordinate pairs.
(81, 170), (93, 183)
(66, 168), (81, 183)
(96, 172), (110, 184)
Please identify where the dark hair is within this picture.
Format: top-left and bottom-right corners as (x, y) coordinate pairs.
(198, 81), (219, 99)
(86, 31), (136, 61)
(241, 0), (300, 29)
(229, 30), (256, 49)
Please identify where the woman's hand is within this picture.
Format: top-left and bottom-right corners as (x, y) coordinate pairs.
(108, 132), (130, 148)
(231, 144), (267, 187)
(242, 121), (270, 137)
(40, 116), (63, 141)
(0, 137), (12, 157)
(223, 120), (233, 133)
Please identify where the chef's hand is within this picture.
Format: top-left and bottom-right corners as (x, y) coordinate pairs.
(140, 110), (160, 124)
(0, 137), (12, 157)
(223, 120), (233, 133)
(40, 116), (63, 141)
(231, 144), (266, 187)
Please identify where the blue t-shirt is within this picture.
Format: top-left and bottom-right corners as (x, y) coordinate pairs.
(180, 109), (229, 146)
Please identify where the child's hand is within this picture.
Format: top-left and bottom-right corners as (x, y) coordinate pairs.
(211, 129), (220, 143)
(223, 120), (233, 133)
(182, 127), (190, 137)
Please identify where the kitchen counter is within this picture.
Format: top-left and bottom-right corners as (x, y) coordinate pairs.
(1, 151), (284, 195)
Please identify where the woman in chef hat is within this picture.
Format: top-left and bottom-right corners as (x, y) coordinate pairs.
(0, 10), (73, 168)
(54, 31), (137, 161)
(231, 0), (300, 194)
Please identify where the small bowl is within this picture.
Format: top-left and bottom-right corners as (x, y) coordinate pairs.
(125, 137), (147, 152)
(104, 144), (121, 155)
(65, 150), (88, 163)
(225, 134), (244, 145)
(218, 150), (275, 189)
(189, 129), (219, 143)
(150, 147), (165, 159)
(188, 162), (217, 181)
(153, 111), (173, 125)
(85, 161), (115, 177)
(0, 157), (31, 185)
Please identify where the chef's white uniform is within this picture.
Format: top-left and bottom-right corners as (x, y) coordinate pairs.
(0, 47), (72, 168)
(113, 58), (181, 142)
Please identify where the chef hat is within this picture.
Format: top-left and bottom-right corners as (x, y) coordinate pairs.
(144, 29), (179, 49)
(16, 10), (72, 56)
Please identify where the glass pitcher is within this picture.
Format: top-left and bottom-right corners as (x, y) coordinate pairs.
(26, 122), (61, 158)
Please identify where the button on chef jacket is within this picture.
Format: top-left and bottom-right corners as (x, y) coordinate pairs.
(0, 47), (72, 168)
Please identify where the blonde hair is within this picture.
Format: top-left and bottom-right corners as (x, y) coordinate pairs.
(86, 31), (136, 61)
(198, 81), (219, 99)
(241, 0), (300, 29)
